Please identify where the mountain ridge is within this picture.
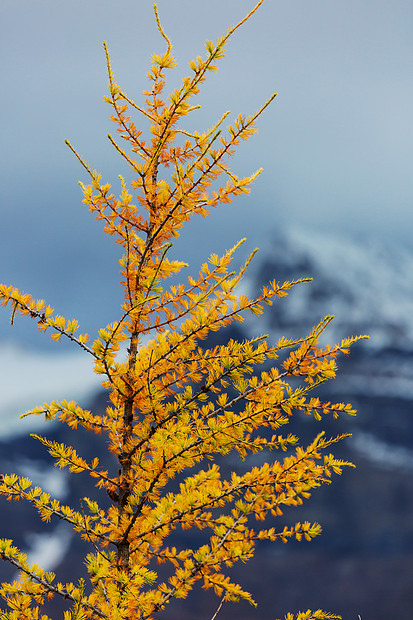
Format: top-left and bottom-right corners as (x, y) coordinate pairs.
(0, 227), (412, 618)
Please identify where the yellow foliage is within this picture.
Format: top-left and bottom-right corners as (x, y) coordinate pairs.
(0, 2), (367, 619)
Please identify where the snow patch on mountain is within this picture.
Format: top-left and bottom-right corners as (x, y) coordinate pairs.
(0, 342), (102, 438)
(352, 431), (413, 472)
(24, 523), (73, 574)
(250, 226), (413, 350)
(15, 459), (68, 499)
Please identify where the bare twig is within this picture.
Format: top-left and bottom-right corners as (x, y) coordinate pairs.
(210, 596), (225, 620)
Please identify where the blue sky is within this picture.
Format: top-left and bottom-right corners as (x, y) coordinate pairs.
(1, 0), (412, 350)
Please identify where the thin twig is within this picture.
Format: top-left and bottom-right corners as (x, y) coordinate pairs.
(210, 595), (225, 620)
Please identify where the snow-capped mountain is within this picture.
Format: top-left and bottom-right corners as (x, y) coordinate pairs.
(1, 227), (413, 619)
(248, 227), (413, 351)
(1, 226), (411, 436)
(249, 226), (413, 452)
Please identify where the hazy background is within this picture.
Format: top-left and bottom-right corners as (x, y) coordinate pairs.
(1, 2), (413, 618)
(1, 0), (412, 352)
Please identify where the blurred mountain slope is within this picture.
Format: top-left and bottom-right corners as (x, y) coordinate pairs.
(1, 227), (413, 618)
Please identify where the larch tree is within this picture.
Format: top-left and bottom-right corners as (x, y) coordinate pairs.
(0, 2), (367, 619)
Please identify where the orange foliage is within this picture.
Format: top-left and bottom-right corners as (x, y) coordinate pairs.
(0, 2), (366, 619)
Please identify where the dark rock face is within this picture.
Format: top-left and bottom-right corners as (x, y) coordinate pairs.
(1, 229), (413, 619)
